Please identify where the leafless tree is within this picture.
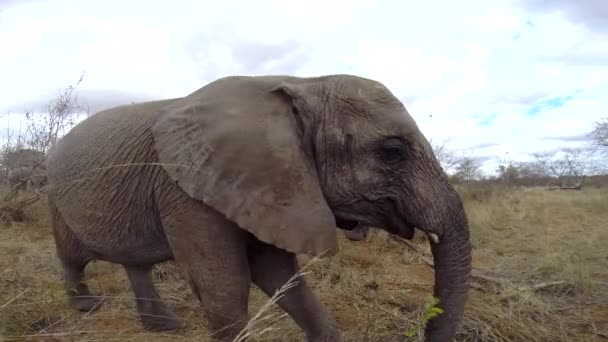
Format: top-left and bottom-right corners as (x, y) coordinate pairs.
(0, 74), (85, 196)
(495, 157), (521, 184)
(430, 137), (463, 174)
(546, 148), (592, 187)
(454, 156), (483, 182)
(590, 117), (608, 155)
(22, 73), (85, 155)
(529, 152), (553, 178)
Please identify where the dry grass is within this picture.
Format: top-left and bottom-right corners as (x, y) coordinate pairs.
(1, 185), (607, 341)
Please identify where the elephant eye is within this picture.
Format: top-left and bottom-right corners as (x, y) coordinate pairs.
(377, 138), (405, 164)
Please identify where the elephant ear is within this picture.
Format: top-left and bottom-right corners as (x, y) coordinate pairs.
(151, 77), (338, 257)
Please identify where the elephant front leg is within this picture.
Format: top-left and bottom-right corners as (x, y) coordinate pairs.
(159, 196), (251, 341)
(248, 240), (341, 342)
(123, 264), (184, 331)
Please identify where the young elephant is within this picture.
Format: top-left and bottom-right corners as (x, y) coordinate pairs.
(7, 166), (32, 191)
(7, 165), (47, 191)
(47, 74), (471, 342)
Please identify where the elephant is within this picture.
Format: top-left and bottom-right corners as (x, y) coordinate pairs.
(7, 165), (47, 191)
(7, 166), (31, 191)
(46, 74), (472, 342)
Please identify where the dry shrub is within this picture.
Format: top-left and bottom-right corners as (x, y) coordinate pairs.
(455, 182), (513, 204)
(0, 188), (43, 225)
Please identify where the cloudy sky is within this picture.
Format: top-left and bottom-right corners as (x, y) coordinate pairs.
(1, 0), (606, 173)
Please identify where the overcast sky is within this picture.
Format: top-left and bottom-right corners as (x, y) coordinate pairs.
(1, 0), (607, 173)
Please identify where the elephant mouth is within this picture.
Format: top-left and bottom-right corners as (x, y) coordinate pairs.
(335, 216), (360, 231)
(334, 212), (416, 240)
(390, 219), (416, 240)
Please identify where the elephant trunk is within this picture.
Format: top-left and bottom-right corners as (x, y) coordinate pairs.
(422, 190), (471, 342)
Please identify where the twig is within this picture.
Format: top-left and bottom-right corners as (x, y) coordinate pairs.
(231, 255), (324, 342)
(498, 281), (570, 301)
(388, 235), (507, 287)
(0, 288), (29, 309)
(517, 280), (568, 292)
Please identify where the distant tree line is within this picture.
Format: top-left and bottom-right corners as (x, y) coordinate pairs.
(0, 72), (606, 193)
(431, 124), (608, 188)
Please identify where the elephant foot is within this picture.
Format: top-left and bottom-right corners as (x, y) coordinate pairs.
(68, 293), (102, 312)
(140, 308), (185, 331)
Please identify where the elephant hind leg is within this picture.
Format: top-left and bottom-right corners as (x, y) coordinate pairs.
(49, 203), (101, 312)
(123, 264), (184, 331)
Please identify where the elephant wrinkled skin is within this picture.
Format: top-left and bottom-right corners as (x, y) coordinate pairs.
(47, 74), (472, 342)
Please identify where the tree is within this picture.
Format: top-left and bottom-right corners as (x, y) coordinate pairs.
(0, 74), (84, 196)
(495, 157), (520, 184)
(454, 157), (482, 182)
(430, 137), (462, 174)
(547, 148), (591, 187)
(528, 152), (552, 178)
(22, 74), (85, 155)
(590, 117), (608, 155)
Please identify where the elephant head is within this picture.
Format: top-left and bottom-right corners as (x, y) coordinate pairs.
(152, 74), (471, 341)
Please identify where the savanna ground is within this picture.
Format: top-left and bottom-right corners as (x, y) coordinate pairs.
(0, 184), (607, 341)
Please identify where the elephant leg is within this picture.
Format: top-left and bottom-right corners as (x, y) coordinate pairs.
(123, 264), (184, 331)
(50, 205), (101, 312)
(248, 240), (341, 342)
(159, 195), (251, 341)
(61, 260), (100, 312)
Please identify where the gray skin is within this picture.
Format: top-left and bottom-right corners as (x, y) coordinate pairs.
(47, 74), (472, 342)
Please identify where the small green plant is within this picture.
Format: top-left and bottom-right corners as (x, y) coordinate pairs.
(405, 296), (444, 339)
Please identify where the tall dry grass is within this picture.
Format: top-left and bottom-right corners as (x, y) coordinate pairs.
(0, 184), (607, 341)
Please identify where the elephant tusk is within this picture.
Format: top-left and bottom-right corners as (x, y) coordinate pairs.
(427, 233), (440, 244)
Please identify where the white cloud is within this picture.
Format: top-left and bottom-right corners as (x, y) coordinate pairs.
(0, 0), (607, 175)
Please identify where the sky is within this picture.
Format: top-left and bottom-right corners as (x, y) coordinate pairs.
(0, 0), (607, 174)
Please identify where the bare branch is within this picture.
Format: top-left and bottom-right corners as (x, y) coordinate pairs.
(429, 137), (465, 175)
(590, 117), (608, 155)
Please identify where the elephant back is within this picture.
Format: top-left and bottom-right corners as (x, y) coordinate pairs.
(46, 98), (180, 250)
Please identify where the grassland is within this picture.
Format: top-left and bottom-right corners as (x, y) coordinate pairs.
(0, 184), (607, 341)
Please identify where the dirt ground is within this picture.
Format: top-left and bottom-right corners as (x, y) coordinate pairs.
(1, 185), (607, 341)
